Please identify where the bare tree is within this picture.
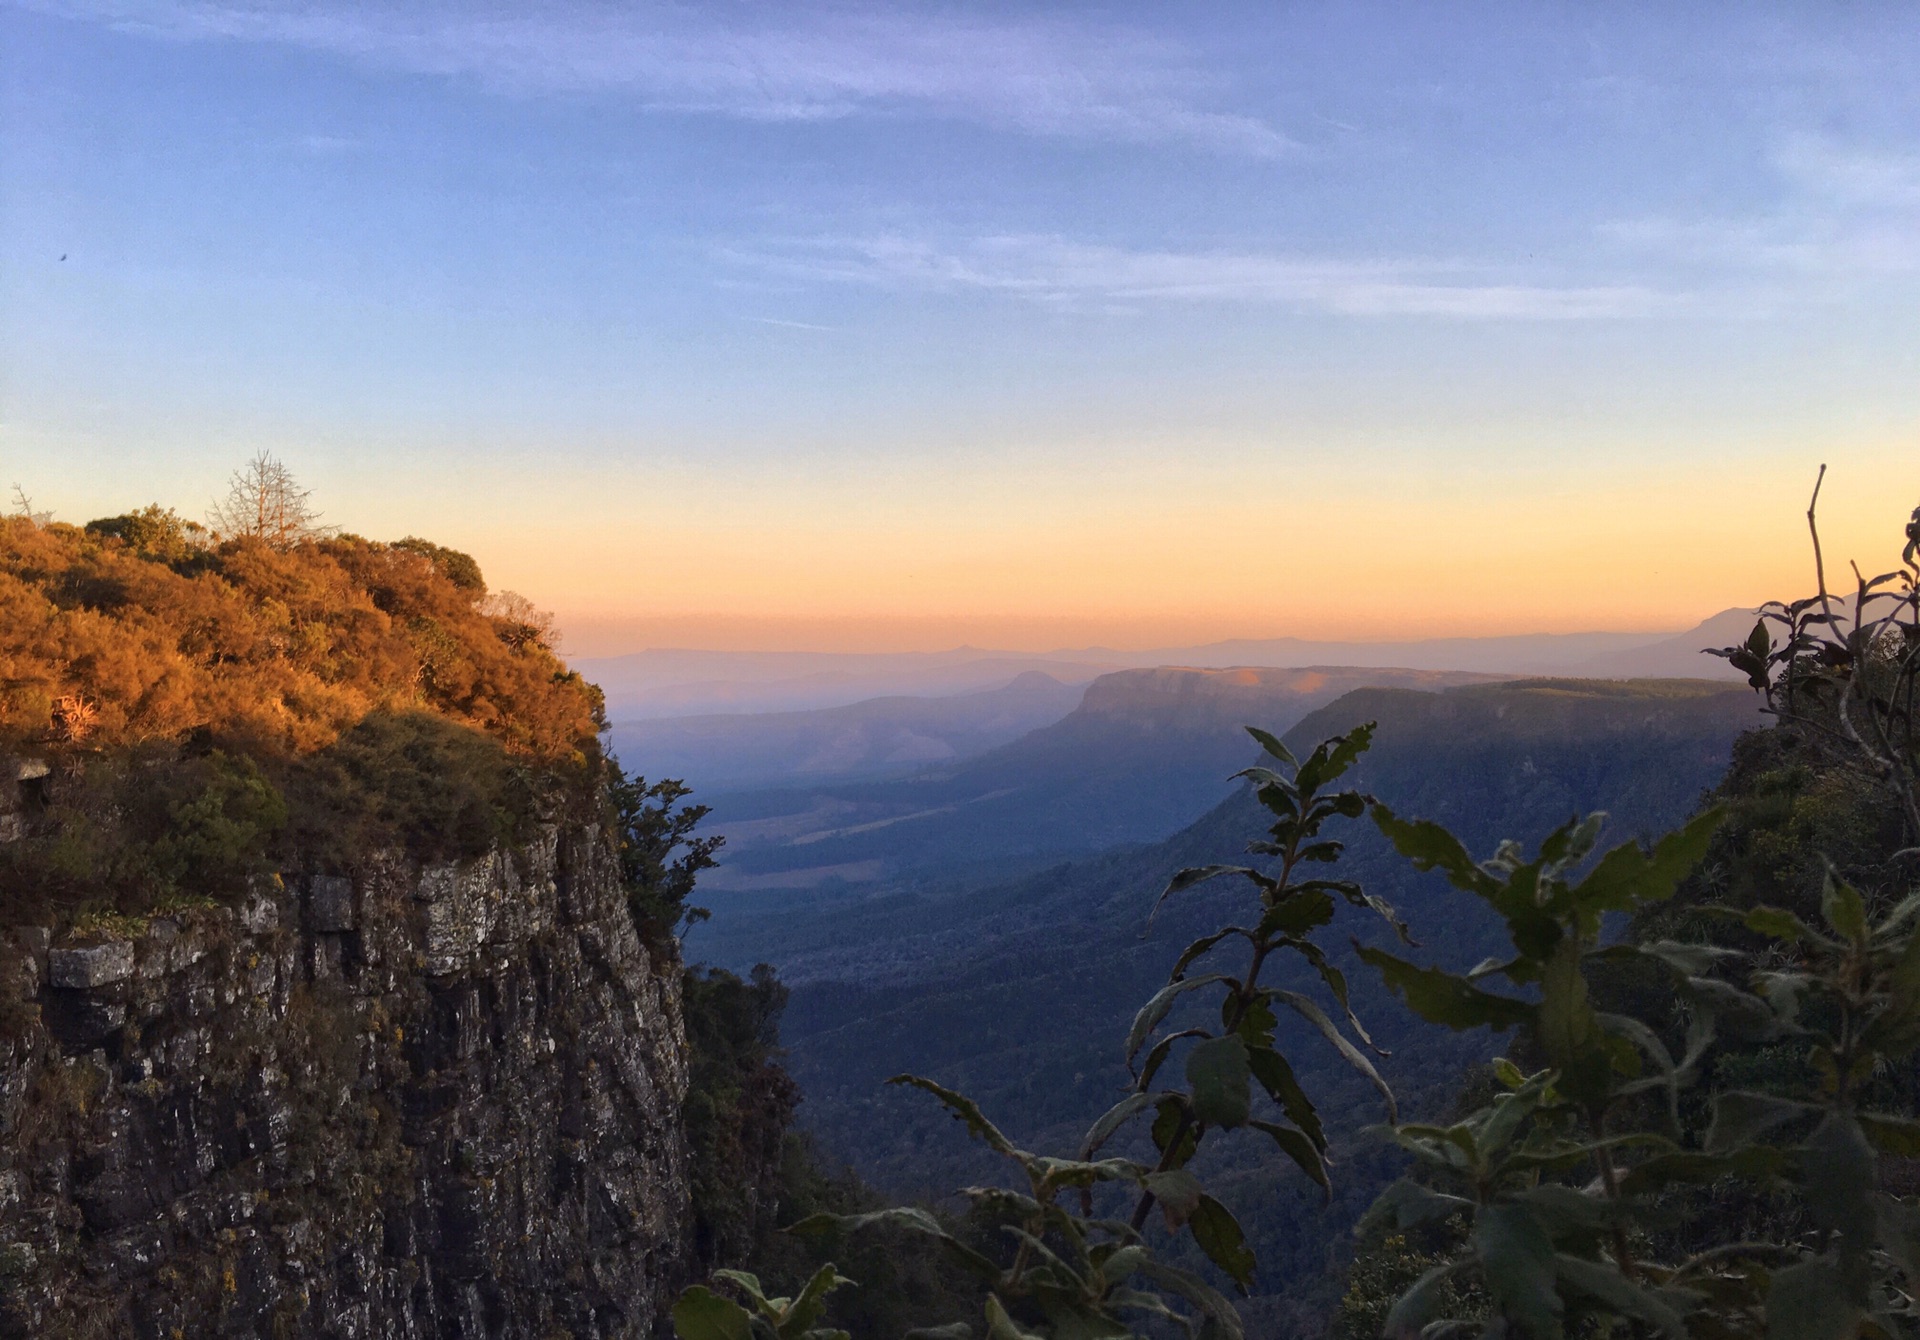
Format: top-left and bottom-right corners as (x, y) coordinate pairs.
(9, 484), (52, 526)
(208, 452), (325, 547)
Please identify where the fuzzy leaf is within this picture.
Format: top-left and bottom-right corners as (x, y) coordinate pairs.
(1704, 1091), (1819, 1152)
(1765, 1257), (1860, 1340)
(888, 1076), (1017, 1155)
(673, 1287), (755, 1340)
(1250, 1120), (1330, 1195)
(1270, 988), (1398, 1120)
(1190, 1195), (1257, 1291)
(1125, 975), (1231, 1065)
(1186, 1036), (1252, 1129)
(1357, 945), (1533, 1032)
(1474, 1204), (1563, 1340)
(1080, 1092), (1156, 1159)
(1246, 1045), (1326, 1150)
(1553, 1255), (1686, 1338)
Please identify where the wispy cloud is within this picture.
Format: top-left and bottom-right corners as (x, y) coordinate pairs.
(721, 234), (1668, 321)
(22, 0), (1296, 156)
(1602, 135), (1920, 280)
(742, 316), (836, 332)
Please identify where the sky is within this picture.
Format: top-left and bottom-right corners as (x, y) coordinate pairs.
(3, 1), (1918, 654)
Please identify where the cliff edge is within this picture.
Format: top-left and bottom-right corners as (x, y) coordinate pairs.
(0, 815), (689, 1338)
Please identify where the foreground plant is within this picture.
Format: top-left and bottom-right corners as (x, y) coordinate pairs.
(671, 726), (1402, 1339)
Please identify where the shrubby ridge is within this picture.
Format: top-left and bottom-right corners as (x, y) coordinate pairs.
(0, 501), (604, 925)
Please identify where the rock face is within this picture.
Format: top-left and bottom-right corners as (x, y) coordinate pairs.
(0, 825), (690, 1338)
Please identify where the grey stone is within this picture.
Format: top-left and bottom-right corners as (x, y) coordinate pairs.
(240, 892), (278, 935)
(0, 814), (22, 843)
(0, 823), (691, 1336)
(49, 941), (134, 989)
(12, 759), (48, 782)
(310, 875), (355, 932)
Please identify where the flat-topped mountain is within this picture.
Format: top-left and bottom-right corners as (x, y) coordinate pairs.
(695, 665), (1502, 906)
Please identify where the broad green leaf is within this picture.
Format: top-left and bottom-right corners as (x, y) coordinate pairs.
(1571, 807), (1724, 916)
(785, 1264), (855, 1335)
(1151, 1094), (1199, 1168)
(1860, 1111), (1920, 1156)
(904, 1327), (974, 1340)
(1475, 1079), (1548, 1161)
(1520, 1185), (1617, 1235)
(1474, 1203), (1563, 1340)
(710, 1271), (779, 1321)
(1619, 1147), (1785, 1196)
(1744, 906), (1820, 944)
(1386, 1122), (1480, 1171)
(1244, 726), (1296, 767)
(1538, 940), (1599, 1077)
(1186, 1036), (1252, 1129)
(1138, 1028), (1210, 1090)
(1765, 1257), (1860, 1340)
(1875, 891), (1920, 938)
(1371, 804), (1496, 898)
(1231, 994), (1279, 1049)
(1553, 1254), (1687, 1339)
(673, 1287), (755, 1340)
(983, 1295), (1045, 1340)
(1381, 1263), (1459, 1340)
(1821, 865), (1869, 944)
(888, 1076), (1017, 1155)
(1190, 1195), (1257, 1291)
(1246, 1045), (1326, 1150)
(1125, 975), (1231, 1065)
(1144, 1169), (1204, 1226)
(1704, 1091), (1819, 1152)
(1028, 1155), (1148, 1190)
(1270, 988), (1398, 1120)
(1249, 1119), (1330, 1196)
(1686, 977), (1782, 1043)
(1803, 1112), (1876, 1245)
(1314, 721), (1375, 787)
(1358, 945), (1533, 1033)
(1133, 1260), (1245, 1340)
(1170, 927), (1253, 980)
(1255, 890), (1336, 938)
(1079, 1092), (1156, 1159)
(1356, 1179), (1471, 1238)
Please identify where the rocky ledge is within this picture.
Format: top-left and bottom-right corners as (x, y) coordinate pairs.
(0, 825), (689, 1338)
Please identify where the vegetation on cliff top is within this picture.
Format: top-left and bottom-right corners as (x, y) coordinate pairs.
(0, 461), (606, 926)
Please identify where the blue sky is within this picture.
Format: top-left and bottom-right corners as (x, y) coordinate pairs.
(4, 2), (1918, 650)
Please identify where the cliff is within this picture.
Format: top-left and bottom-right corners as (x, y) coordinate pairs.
(0, 807), (689, 1338)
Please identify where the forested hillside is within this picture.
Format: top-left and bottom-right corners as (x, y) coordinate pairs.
(771, 679), (1759, 1329)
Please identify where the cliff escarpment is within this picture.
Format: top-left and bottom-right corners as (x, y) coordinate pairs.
(0, 813), (689, 1338)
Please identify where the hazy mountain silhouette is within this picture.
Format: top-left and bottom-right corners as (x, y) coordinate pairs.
(577, 613), (1745, 719)
(693, 666), (1501, 907)
(607, 670), (1085, 793)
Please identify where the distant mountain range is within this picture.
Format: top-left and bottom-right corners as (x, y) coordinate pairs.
(689, 666), (1501, 912)
(577, 608), (1756, 719)
(606, 671), (1085, 793)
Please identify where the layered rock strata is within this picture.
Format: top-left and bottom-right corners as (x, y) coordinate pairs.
(0, 825), (689, 1338)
